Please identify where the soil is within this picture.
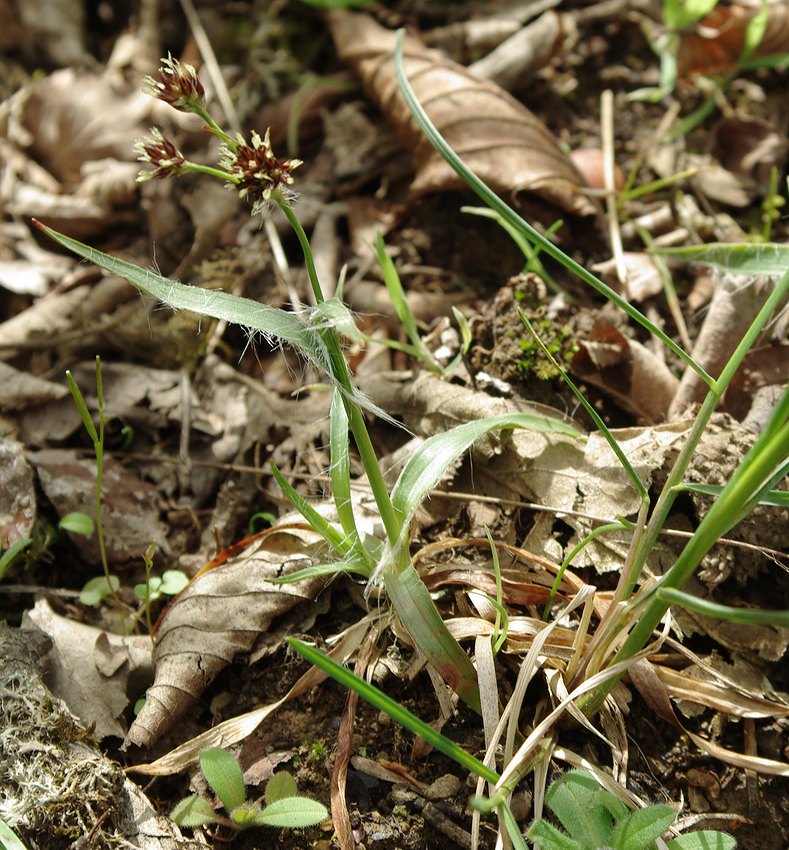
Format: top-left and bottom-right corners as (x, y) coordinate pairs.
(1, 1), (787, 850)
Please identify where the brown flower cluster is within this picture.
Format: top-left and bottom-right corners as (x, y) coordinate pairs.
(220, 130), (302, 213)
(134, 128), (187, 181)
(143, 54), (206, 113)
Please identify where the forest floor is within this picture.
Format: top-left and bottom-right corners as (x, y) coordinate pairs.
(0, 1), (787, 849)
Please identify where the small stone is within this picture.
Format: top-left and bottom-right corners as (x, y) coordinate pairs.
(424, 773), (462, 800)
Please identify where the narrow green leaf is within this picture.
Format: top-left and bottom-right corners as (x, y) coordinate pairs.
(255, 796), (328, 828)
(271, 560), (370, 583)
(199, 748), (246, 813)
(170, 795), (220, 827)
(657, 587), (789, 627)
(0, 818), (30, 850)
(666, 830), (736, 850)
(36, 222), (331, 373)
(270, 462), (353, 557)
(651, 242), (789, 276)
(675, 481), (789, 507)
(65, 370), (98, 444)
(610, 805), (675, 850)
(266, 771), (298, 804)
(0, 538), (31, 580)
(393, 30), (713, 388)
(329, 388), (366, 561)
(384, 564), (481, 713)
(287, 637), (499, 783)
(391, 413), (583, 524)
(496, 803), (530, 850)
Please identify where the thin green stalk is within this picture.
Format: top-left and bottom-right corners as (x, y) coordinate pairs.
(393, 30), (714, 391)
(623, 271), (789, 600)
(287, 637), (496, 782)
(273, 193), (403, 550)
(578, 388), (789, 715)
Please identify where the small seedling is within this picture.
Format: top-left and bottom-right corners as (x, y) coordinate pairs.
(526, 769), (735, 850)
(133, 543), (188, 635)
(170, 747), (328, 831)
(66, 357), (119, 604)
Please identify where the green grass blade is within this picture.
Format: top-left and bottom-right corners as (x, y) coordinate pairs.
(518, 310), (648, 502)
(393, 31), (713, 389)
(384, 563), (482, 713)
(675, 480), (789, 507)
(270, 463), (354, 558)
(329, 388), (366, 557)
(35, 221), (331, 373)
(0, 538), (31, 580)
(390, 413), (583, 525)
(657, 587), (789, 627)
(651, 242), (789, 276)
(0, 818), (30, 850)
(373, 232), (437, 367)
(286, 637), (499, 783)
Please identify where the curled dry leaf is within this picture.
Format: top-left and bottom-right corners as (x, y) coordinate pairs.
(126, 526), (330, 749)
(326, 10), (593, 217)
(571, 318), (679, 423)
(678, 0), (789, 76)
(668, 276), (773, 420)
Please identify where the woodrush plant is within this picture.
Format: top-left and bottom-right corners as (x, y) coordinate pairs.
(170, 747), (327, 831)
(37, 45), (788, 845)
(36, 54), (583, 720)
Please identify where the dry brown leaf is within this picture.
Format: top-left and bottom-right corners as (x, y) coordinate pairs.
(30, 449), (170, 567)
(668, 277), (774, 420)
(126, 526), (331, 749)
(571, 318), (679, 423)
(678, 0), (789, 77)
(128, 621), (369, 774)
(326, 10), (593, 216)
(24, 599), (153, 740)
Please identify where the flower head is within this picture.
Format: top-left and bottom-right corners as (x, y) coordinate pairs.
(220, 129), (302, 213)
(144, 54), (206, 113)
(134, 128), (187, 181)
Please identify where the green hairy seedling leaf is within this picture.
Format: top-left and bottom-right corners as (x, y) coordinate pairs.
(266, 771), (298, 804)
(544, 770), (624, 847)
(526, 819), (585, 850)
(230, 801), (262, 826)
(170, 795), (220, 827)
(667, 831), (737, 850)
(255, 796), (328, 828)
(609, 805), (675, 850)
(199, 748), (246, 813)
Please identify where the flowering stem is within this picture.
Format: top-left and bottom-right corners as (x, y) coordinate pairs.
(273, 192), (403, 551)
